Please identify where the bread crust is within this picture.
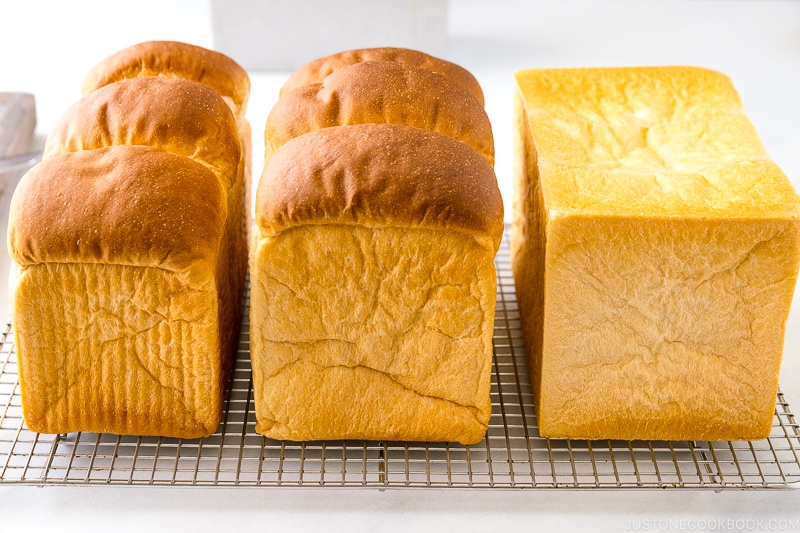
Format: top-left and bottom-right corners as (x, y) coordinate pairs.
(266, 61), (494, 166)
(8, 146), (226, 276)
(256, 124), (503, 249)
(46, 77), (240, 190)
(514, 66), (800, 218)
(82, 40), (250, 118)
(281, 47), (484, 106)
(249, 225), (497, 444)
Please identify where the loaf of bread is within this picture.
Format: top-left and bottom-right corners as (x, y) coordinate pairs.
(8, 51), (248, 438)
(251, 124), (503, 444)
(265, 60), (494, 166)
(512, 66), (800, 440)
(280, 46), (484, 105)
(9, 146), (229, 437)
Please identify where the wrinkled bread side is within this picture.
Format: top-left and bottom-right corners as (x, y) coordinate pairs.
(250, 225), (496, 444)
(251, 123), (503, 443)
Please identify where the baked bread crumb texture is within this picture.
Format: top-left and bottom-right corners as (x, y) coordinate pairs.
(9, 41), (799, 444)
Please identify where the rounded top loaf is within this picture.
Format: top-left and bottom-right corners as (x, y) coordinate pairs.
(256, 123), (504, 250)
(9, 146), (227, 277)
(82, 40), (250, 119)
(280, 46), (484, 106)
(266, 60), (494, 166)
(46, 77), (241, 191)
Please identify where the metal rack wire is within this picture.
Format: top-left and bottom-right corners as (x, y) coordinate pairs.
(1, 231), (800, 488)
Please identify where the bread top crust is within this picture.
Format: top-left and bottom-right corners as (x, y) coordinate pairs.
(256, 124), (504, 249)
(9, 146), (227, 274)
(514, 66), (800, 218)
(45, 77), (240, 191)
(82, 40), (250, 119)
(281, 47), (484, 106)
(266, 61), (494, 166)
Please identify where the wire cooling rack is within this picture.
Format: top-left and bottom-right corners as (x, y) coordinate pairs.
(2, 231), (800, 489)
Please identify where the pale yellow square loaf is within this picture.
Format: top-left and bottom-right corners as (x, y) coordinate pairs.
(512, 66), (800, 441)
(251, 123), (504, 444)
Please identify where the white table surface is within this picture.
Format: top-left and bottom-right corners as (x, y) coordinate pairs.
(1, 1), (800, 530)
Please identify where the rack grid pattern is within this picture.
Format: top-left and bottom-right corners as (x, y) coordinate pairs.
(1, 231), (800, 489)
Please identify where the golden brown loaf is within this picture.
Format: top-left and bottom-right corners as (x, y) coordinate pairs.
(512, 66), (800, 441)
(9, 147), (229, 437)
(9, 44), (250, 438)
(265, 61), (494, 166)
(45, 77), (240, 189)
(251, 124), (503, 444)
(280, 46), (484, 106)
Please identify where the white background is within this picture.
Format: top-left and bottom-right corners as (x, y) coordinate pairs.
(1, 1), (799, 530)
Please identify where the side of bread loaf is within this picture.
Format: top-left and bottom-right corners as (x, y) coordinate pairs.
(512, 66), (800, 441)
(251, 124), (503, 444)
